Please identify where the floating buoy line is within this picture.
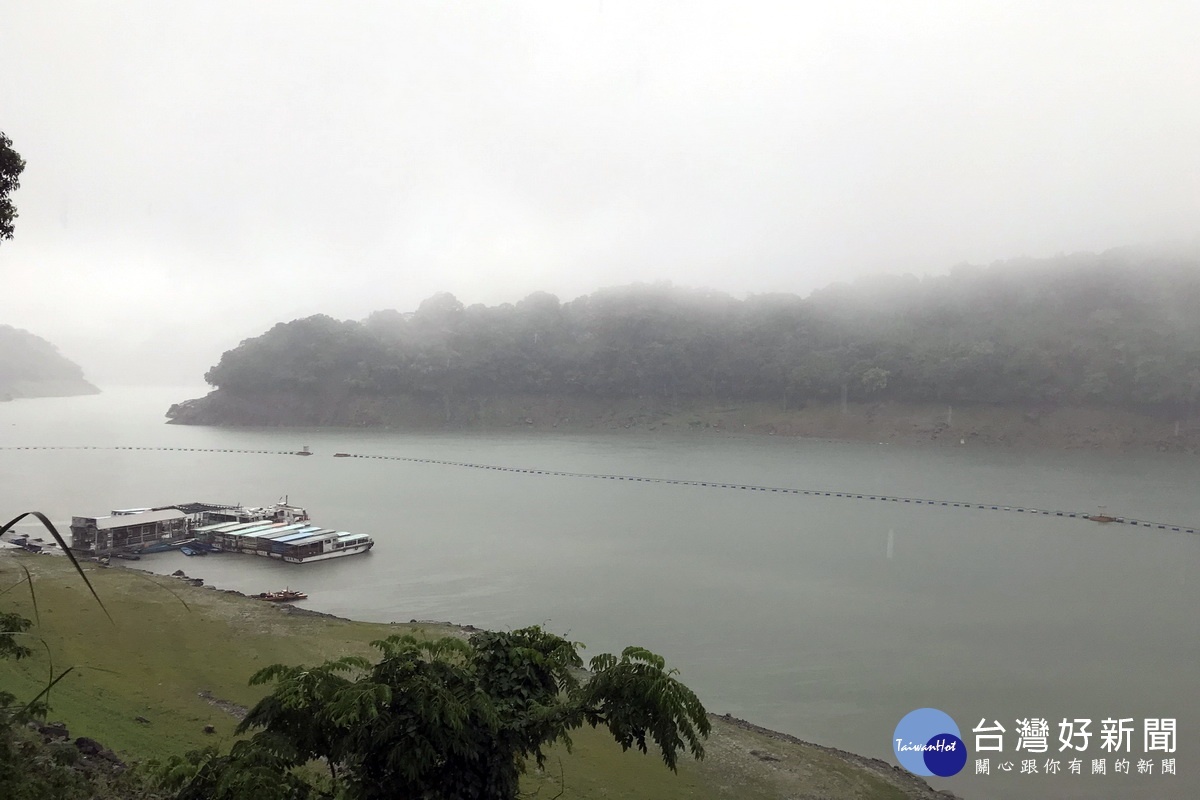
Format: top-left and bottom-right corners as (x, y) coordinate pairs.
(2, 445), (1196, 535)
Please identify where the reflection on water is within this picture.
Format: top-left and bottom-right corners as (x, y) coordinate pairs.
(2, 388), (1198, 799)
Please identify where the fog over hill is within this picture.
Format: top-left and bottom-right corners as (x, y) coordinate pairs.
(168, 248), (1200, 439)
(4, 4), (1199, 391)
(0, 324), (98, 400)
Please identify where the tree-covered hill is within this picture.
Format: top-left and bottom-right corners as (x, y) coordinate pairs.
(172, 247), (1200, 428)
(0, 325), (98, 400)
(180, 247), (1200, 417)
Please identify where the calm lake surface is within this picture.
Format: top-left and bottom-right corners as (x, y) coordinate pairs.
(2, 387), (1198, 799)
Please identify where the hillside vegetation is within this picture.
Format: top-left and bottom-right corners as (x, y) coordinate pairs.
(0, 325), (98, 400)
(169, 247), (1200, 434)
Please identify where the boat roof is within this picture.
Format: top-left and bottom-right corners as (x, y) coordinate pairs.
(197, 519), (274, 534)
(272, 528), (333, 543)
(239, 523), (310, 537)
(247, 525), (322, 540)
(195, 521), (246, 533)
(278, 531), (339, 547)
(223, 522), (292, 537)
(94, 509), (186, 530)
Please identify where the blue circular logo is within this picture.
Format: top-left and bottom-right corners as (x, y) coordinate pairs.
(893, 708), (967, 777)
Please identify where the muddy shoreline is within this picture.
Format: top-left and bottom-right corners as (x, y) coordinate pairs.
(168, 390), (1199, 454)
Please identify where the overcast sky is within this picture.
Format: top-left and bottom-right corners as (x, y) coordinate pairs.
(2, 1), (1198, 384)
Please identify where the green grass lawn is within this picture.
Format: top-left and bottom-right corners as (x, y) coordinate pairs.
(1, 554), (728, 798)
(1, 555), (404, 755)
(0, 552), (933, 799)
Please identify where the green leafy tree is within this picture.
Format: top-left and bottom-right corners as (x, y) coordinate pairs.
(164, 626), (709, 800)
(0, 132), (25, 242)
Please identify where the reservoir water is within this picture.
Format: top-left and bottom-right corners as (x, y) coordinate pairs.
(2, 387), (1197, 799)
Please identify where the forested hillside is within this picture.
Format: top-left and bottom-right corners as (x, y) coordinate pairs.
(180, 248), (1200, 427)
(0, 325), (98, 400)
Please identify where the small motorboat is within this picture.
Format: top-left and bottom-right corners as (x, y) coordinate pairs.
(255, 589), (308, 602)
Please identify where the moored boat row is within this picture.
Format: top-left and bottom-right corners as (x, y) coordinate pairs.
(70, 499), (374, 563)
(193, 514), (374, 563)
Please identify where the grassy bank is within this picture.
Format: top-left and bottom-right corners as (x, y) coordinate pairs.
(0, 552), (948, 799)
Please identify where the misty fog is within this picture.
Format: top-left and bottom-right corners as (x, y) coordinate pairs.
(1, 2), (1198, 385)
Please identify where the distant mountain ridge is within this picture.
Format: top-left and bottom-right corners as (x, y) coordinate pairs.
(0, 324), (99, 400)
(168, 247), (1200, 447)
